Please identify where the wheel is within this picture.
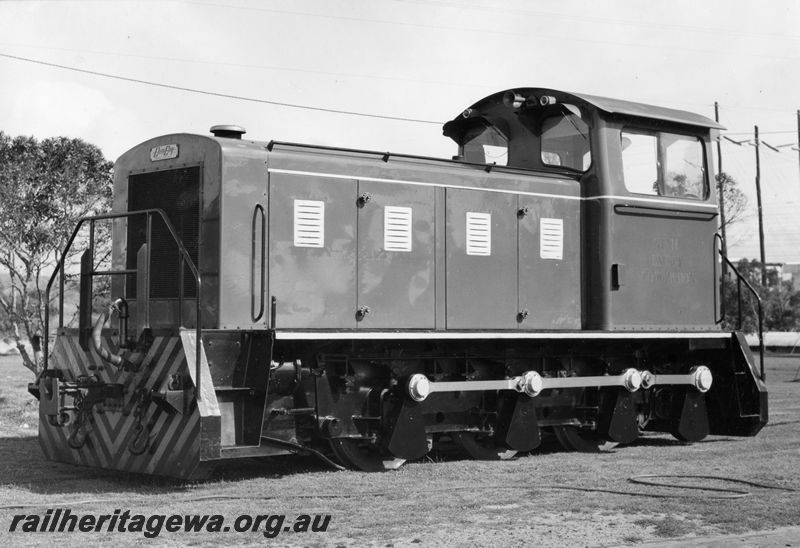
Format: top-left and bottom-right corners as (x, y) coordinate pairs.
(552, 425), (619, 453)
(450, 431), (518, 460)
(328, 438), (406, 472)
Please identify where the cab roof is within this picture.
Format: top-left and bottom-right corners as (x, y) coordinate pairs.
(445, 87), (724, 132)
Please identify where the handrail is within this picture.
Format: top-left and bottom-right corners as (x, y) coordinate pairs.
(713, 233), (723, 324)
(717, 243), (765, 381)
(251, 204), (265, 322)
(264, 140), (581, 179)
(43, 208), (204, 397)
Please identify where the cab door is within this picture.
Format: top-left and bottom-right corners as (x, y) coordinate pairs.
(607, 128), (718, 329)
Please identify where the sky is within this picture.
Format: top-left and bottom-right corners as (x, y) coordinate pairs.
(1, 0), (799, 263)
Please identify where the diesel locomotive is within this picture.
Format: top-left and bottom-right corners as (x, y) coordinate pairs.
(31, 87), (767, 477)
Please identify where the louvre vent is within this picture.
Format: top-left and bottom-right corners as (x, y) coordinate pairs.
(466, 212), (491, 256)
(384, 206), (413, 252)
(293, 200), (325, 248)
(540, 217), (564, 260)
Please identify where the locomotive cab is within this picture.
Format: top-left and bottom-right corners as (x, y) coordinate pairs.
(444, 88), (723, 330)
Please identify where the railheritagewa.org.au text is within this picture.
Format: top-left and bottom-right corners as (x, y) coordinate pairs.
(8, 508), (331, 539)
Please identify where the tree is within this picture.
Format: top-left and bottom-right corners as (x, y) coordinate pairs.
(0, 132), (113, 373)
(715, 172), (749, 272)
(717, 172), (748, 233)
(721, 259), (800, 333)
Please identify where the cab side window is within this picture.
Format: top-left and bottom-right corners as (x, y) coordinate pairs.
(661, 134), (706, 198)
(540, 105), (591, 172)
(462, 125), (508, 166)
(621, 130), (707, 200)
(620, 132), (658, 195)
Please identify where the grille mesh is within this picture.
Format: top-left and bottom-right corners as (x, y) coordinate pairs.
(126, 167), (200, 299)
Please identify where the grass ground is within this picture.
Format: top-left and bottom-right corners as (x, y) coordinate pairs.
(0, 354), (798, 547)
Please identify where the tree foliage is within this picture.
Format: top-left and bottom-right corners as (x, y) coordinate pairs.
(721, 259), (800, 333)
(0, 131), (113, 366)
(716, 172), (748, 232)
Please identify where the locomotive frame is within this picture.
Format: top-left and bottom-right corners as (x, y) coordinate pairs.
(31, 87), (767, 477)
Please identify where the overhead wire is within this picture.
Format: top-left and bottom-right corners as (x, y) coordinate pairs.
(3, 2), (799, 122)
(4, 42), (798, 121)
(0, 52), (444, 125)
(0, 41), (494, 91)
(2, 49), (798, 133)
(725, 130), (798, 136)
(3, 48), (795, 199)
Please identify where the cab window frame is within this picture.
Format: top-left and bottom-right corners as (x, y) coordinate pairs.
(539, 104), (593, 174)
(460, 123), (509, 166)
(620, 127), (709, 201)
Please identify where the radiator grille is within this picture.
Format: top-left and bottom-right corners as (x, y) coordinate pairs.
(126, 166), (200, 299)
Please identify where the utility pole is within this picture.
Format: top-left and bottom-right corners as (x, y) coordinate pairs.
(754, 125), (767, 286)
(715, 101), (727, 272)
(797, 110), (800, 187)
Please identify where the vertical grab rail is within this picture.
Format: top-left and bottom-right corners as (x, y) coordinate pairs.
(713, 233), (723, 324)
(716, 240), (765, 381)
(43, 209), (203, 396)
(251, 204), (266, 322)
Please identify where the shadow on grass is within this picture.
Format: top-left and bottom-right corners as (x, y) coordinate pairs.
(0, 433), (337, 498)
(627, 436), (737, 447)
(0, 430), (608, 497)
(0, 429), (743, 499)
